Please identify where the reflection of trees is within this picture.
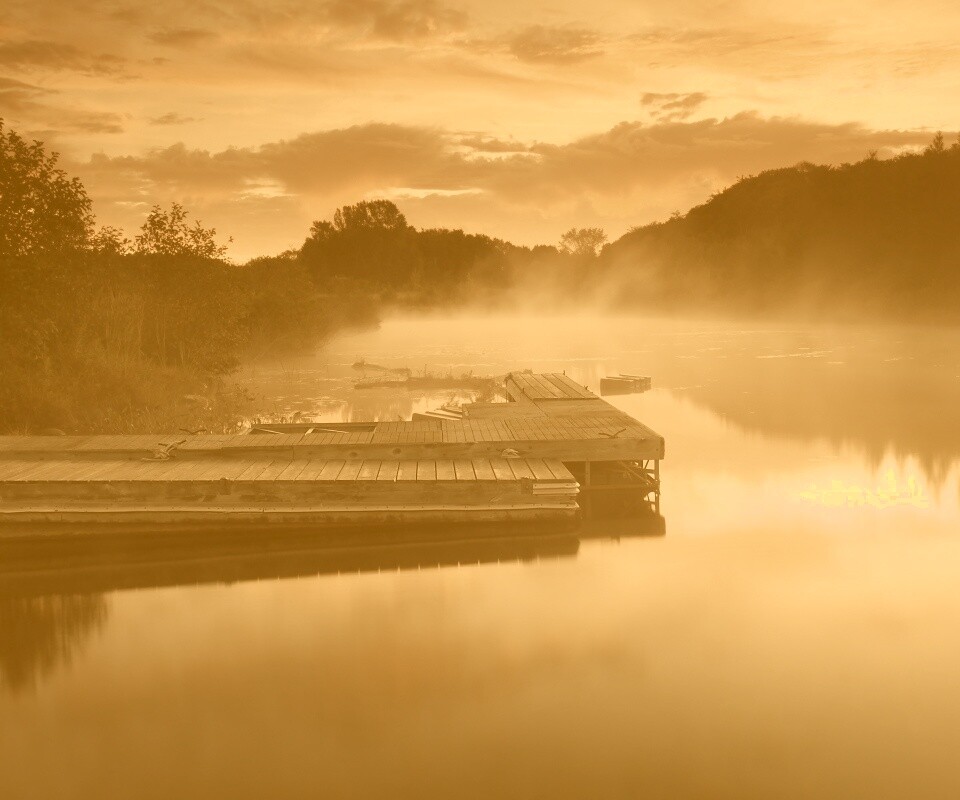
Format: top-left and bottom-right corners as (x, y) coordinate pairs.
(0, 593), (108, 694)
(625, 326), (960, 482)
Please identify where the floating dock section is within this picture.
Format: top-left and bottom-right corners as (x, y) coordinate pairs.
(599, 374), (652, 396)
(0, 373), (663, 534)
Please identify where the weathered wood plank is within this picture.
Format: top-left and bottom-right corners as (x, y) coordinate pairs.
(377, 461), (399, 481)
(489, 458), (514, 481)
(472, 459), (496, 481)
(544, 459), (573, 481)
(396, 460), (418, 481)
(295, 460), (330, 481)
(435, 459), (456, 481)
(234, 461), (274, 481)
(337, 461), (363, 481)
(317, 460), (346, 481)
(509, 460), (535, 479)
(453, 459), (476, 481)
(545, 373), (595, 400)
(527, 459), (556, 481)
(357, 460), (381, 481)
(276, 460), (311, 481)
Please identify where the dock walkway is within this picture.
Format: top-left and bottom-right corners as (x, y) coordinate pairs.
(0, 373), (663, 533)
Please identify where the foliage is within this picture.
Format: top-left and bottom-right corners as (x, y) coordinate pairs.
(0, 119), (93, 257)
(0, 123), (373, 433)
(600, 134), (960, 320)
(333, 199), (409, 231)
(559, 227), (607, 257)
(300, 199), (543, 303)
(134, 203), (231, 259)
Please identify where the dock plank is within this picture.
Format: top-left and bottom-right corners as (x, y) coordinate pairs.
(527, 459), (556, 481)
(489, 458), (514, 481)
(377, 461), (399, 481)
(233, 461), (273, 481)
(256, 460), (299, 481)
(544, 459), (572, 481)
(509, 460), (535, 480)
(435, 459), (456, 481)
(337, 462), (363, 481)
(453, 460), (476, 481)
(357, 461), (381, 481)
(275, 460), (311, 481)
(472, 459), (496, 481)
(293, 460), (329, 481)
(397, 460), (419, 481)
(317, 460), (346, 481)
(416, 461), (437, 481)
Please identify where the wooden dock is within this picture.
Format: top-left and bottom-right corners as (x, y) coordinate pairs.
(0, 373), (663, 534)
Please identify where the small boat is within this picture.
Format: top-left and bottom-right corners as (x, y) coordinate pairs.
(599, 374), (652, 396)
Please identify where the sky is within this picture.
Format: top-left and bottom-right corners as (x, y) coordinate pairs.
(1, 0), (957, 259)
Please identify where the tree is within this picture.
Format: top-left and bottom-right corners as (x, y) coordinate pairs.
(559, 227), (607, 258)
(300, 200), (419, 288)
(134, 203), (230, 260)
(333, 200), (409, 232)
(0, 120), (94, 257)
(926, 131), (945, 155)
(88, 225), (132, 255)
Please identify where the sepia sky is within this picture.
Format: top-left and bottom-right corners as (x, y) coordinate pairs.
(2, 0), (957, 259)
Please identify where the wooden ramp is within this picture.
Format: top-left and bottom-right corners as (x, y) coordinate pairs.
(0, 373), (663, 534)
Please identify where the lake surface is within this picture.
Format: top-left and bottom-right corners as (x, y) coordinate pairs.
(3, 314), (960, 799)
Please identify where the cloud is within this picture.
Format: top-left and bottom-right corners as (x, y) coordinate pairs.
(641, 92), (708, 121)
(321, 0), (467, 41)
(0, 76), (124, 133)
(505, 25), (602, 64)
(501, 113), (930, 202)
(0, 39), (128, 75)
(629, 26), (829, 78)
(77, 113), (933, 213)
(148, 28), (219, 47)
(454, 134), (530, 154)
(148, 112), (199, 126)
(0, 76), (52, 113)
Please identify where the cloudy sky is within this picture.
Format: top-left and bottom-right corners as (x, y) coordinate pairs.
(1, 0), (956, 259)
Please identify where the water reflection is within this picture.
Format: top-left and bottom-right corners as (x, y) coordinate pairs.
(0, 593), (107, 694)
(0, 511), (664, 695)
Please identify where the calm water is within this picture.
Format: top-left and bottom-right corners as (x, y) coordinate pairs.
(3, 315), (960, 799)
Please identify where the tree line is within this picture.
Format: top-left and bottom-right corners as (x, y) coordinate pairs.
(4, 114), (958, 432)
(599, 132), (960, 320)
(0, 121), (372, 432)
(0, 119), (603, 432)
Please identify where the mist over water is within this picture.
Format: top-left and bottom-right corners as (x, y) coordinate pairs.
(3, 313), (960, 799)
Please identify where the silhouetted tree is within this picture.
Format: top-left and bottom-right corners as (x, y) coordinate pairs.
(0, 119), (93, 257)
(559, 227), (607, 257)
(300, 200), (420, 289)
(333, 199), (409, 231)
(135, 203), (230, 259)
(89, 225), (132, 255)
(926, 131), (946, 155)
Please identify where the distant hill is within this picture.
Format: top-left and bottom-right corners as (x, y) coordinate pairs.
(600, 137), (960, 320)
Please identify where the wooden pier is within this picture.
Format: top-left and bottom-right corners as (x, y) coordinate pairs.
(0, 373), (663, 534)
